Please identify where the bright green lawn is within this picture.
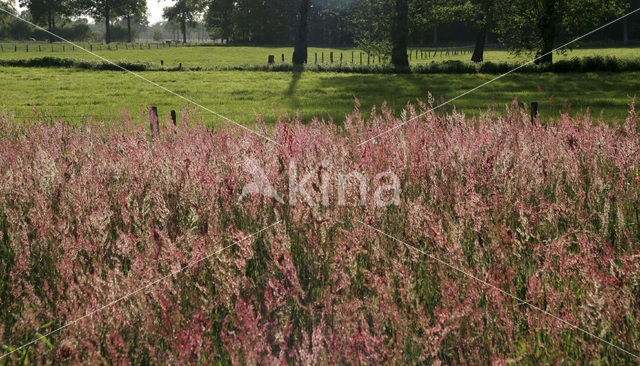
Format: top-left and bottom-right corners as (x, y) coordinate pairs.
(0, 44), (639, 69)
(1, 67), (638, 125)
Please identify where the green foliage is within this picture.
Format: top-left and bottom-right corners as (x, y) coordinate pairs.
(204, 0), (235, 43)
(31, 22), (94, 41)
(494, 0), (630, 62)
(347, 0), (393, 58)
(152, 28), (163, 41)
(109, 23), (137, 41)
(162, 0), (207, 42)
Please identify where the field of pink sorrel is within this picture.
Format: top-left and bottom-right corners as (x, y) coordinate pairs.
(0, 99), (639, 364)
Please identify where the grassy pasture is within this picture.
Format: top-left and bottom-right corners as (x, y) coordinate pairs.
(0, 67), (638, 125)
(0, 43), (639, 69)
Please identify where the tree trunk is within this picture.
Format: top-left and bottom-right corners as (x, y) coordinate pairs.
(292, 0), (309, 65)
(471, 27), (486, 63)
(623, 18), (629, 45)
(391, 0), (409, 67)
(536, 0), (555, 64)
(47, 9), (55, 43)
(182, 15), (187, 43)
(127, 15), (132, 43)
(105, 7), (111, 44)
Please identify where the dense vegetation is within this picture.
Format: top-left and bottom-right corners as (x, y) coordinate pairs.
(0, 102), (639, 363)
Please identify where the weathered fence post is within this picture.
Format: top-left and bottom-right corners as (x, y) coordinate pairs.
(149, 106), (159, 137)
(321, 52), (324, 63)
(340, 52), (343, 64)
(90, 44), (93, 51)
(268, 55), (275, 64)
(161, 60), (164, 66)
(315, 53), (317, 64)
(360, 52), (362, 64)
(531, 102), (538, 124)
(352, 51), (354, 64)
(330, 52), (333, 63)
(170, 110), (177, 127)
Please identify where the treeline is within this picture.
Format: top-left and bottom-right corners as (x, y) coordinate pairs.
(1, 0), (640, 64)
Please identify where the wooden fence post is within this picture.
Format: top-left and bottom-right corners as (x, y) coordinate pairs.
(330, 51), (333, 63)
(170, 110), (177, 127)
(268, 55), (275, 64)
(352, 51), (354, 64)
(321, 52), (324, 63)
(149, 106), (159, 137)
(315, 53), (317, 64)
(531, 102), (538, 124)
(282, 53), (285, 62)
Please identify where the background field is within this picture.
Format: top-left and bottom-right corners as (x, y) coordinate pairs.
(1, 44), (639, 68)
(0, 45), (639, 125)
(0, 67), (638, 124)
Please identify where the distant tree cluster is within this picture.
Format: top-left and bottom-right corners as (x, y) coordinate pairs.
(0, 0), (147, 43)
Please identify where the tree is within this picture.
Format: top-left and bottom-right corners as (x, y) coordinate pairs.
(495, 0), (628, 64)
(74, 0), (128, 43)
(390, 0), (409, 67)
(292, 0), (310, 65)
(347, 0), (394, 58)
(163, 0), (206, 43)
(205, 0), (234, 43)
(121, 0), (146, 42)
(410, 0), (470, 47)
(19, 0), (73, 42)
(469, 0), (496, 63)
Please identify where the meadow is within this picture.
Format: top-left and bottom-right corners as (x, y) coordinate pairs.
(0, 103), (639, 363)
(1, 43), (640, 68)
(0, 66), (638, 124)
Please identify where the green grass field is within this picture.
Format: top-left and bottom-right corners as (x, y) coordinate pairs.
(0, 45), (639, 125)
(1, 43), (639, 69)
(1, 66), (638, 125)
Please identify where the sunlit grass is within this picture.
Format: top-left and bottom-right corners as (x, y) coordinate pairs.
(0, 67), (637, 124)
(1, 43), (638, 68)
